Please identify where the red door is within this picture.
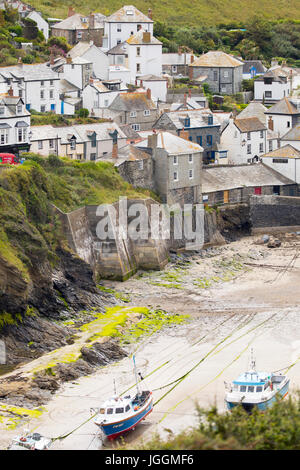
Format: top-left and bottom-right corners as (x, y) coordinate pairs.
(254, 187), (262, 195)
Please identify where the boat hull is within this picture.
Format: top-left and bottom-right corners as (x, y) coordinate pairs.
(226, 379), (290, 412)
(97, 398), (153, 439)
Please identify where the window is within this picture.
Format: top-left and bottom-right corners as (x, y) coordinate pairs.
(107, 408), (113, 414)
(269, 141), (273, 151)
(49, 139), (54, 149)
(50, 90), (54, 99)
(77, 31), (82, 39)
(196, 136), (202, 146)
(130, 111), (137, 118)
(18, 89), (22, 98)
(116, 408), (124, 414)
(90, 153), (96, 161)
(189, 169), (193, 179)
(137, 47), (140, 57)
(137, 24), (142, 30)
(99, 408), (105, 414)
(40, 90), (44, 99)
(125, 405), (130, 412)
(173, 155), (178, 165)
(117, 39), (121, 44)
(265, 91), (272, 98)
(240, 386), (247, 392)
(184, 117), (190, 127)
(247, 144), (251, 154)
(70, 139), (76, 150)
(71, 64), (75, 69)
(206, 135), (212, 146)
(41, 105), (45, 112)
(259, 143), (264, 153)
(224, 70), (229, 78)
(117, 24), (121, 32)
(188, 154), (193, 163)
(213, 71), (218, 81)
(0, 106), (4, 115)
(91, 138), (96, 148)
(50, 80), (54, 86)
(272, 158), (288, 164)
(256, 386), (263, 392)
(136, 63), (141, 73)
(0, 129), (8, 145)
(273, 185), (280, 195)
(41, 81), (44, 86)
(173, 171), (178, 181)
(287, 121), (290, 128)
(38, 140), (43, 149)
(104, 99), (109, 107)
(17, 127), (26, 142)
(138, 160), (144, 170)
(144, 110), (150, 116)
(247, 132), (251, 140)
(208, 116), (213, 125)
(17, 103), (22, 113)
(172, 65), (177, 73)
(248, 386), (255, 393)
(260, 130), (264, 138)
(131, 124), (140, 131)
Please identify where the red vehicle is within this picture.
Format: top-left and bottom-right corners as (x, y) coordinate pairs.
(0, 153), (19, 165)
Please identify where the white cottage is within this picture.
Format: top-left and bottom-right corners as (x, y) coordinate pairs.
(126, 30), (162, 84)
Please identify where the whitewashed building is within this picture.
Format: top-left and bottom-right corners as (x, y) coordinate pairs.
(126, 30), (162, 84)
(62, 56), (93, 91)
(221, 116), (267, 164)
(254, 67), (292, 104)
(280, 125), (300, 151)
(0, 63), (60, 113)
(136, 75), (168, 102)
(68, 41), (110, 80)
(264, 97), (300, 138)
(261, 144), (300, 184)
(0, 91), (30, 156)
(103, 5), (153, 51)
(82, 78), (127, 117)
(26, 11), (49, 41)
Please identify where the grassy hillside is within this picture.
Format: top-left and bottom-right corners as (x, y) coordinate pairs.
(27, 0), (300, 26)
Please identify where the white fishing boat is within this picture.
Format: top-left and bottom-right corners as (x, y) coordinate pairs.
(93, 355), (153, 440)
(8, 431), (52, 450)
(225, 350), (290, 412)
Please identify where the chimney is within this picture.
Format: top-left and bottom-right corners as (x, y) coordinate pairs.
(183, 92), (187, 108)
(143, 31), (151, 43)
(8, 86), (13, 97)
(268, 116), (274, 131)
(89, 77), (94, 84)
(147, 133), (158, 150)
(148, 8), (152, 20)
(188, 88), (191, 99)
(189, 66), (193, 81)
(146, 88), (151, 100)
(190, 54), (194, 64)
(112, 142), (118, 159)
(179, 129), (189, 141)
(68, 6), (75, 17)
(140, 80), (143, 88)
(89, 13), (95, 29)
(66, 54), (72, 64)
(18, 57), (22, 68)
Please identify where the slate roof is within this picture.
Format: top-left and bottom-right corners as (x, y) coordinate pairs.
(0, 63), (59, 81)
(281, 125), (300, 141)
(52, 13), (104, 31)
(69, 41), (103, 59)
(190, 51), (243, 68)
(237, 102), (267, 124)
(265, 97), (300, 115)
(59, 78), (80, 93)
(262, 144), (300, 159)
(120, 124), (141, 140)
(137, 131), (203, 155)
(162, 53), (194, 65)
(255, 67), (289, 83)
(30, 122), (126, 143)
(243, 60), (266, 75)
(106, 5), (153, 23)
(138, 74), (167, 81)
(107, 42), (128, 55)
(155, 108), (220, 130)
(234, 117), (267, 133)
(202, 163), (295, 193)
(109, 92), (157, 111)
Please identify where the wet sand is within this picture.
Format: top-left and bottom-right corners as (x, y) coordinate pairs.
(1, 235), (300, 450)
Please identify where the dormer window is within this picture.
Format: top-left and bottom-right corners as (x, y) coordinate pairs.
(208, 116), (213, 125)
(117, 24), (121, 32)
(17, 103), (22, 113)
(126, 9), (134, 15)
(184, 117), (190, 127)
(70, 137), (76, 150)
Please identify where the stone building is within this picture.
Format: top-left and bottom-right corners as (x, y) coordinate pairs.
(189, 51), (243, 95)
(51, 9), (105, 47)
(154, 108), (222, 164)
(136, 131), (203, 206)
(108, 90), (158, 131)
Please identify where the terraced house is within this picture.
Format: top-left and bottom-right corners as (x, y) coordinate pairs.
(154, 108), (222, 164)
(108, 90), (158, 131)
(0, 91), (30, 156)
(189, 51), (243, 95)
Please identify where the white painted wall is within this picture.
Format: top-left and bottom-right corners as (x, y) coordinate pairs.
(266, 114), (293, 137)
(127, 43), (162, 83)
(27, 11), (49, 41)
(79, 46), (109, 80)
(108, 66), (131, 85)
(137, 78), (167, 102)
(262, 155), (300, 183)
(82, 85), (120, 115)
(25, 79), (60, 113)
(254, 80), (291, 101)
(105, 21), (153, 50)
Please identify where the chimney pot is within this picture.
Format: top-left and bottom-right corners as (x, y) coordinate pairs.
(112, 142), (118, 159)
(190, 54), (194, 64)
(143, 32), (151, 43)
(148, 8), (152, 20)
(68, 6), (75, 17)
(268, 116), (274, 131)
(147, 133), (158, 150)
(8, 86), (13, 96)
(146, 88), (151, 100)
(179, 129), (189, 141)
(66, 54), (72, 64)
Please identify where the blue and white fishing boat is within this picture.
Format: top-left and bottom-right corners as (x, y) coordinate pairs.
(225, 350), (290, 412)
(93, 356), (153, 440)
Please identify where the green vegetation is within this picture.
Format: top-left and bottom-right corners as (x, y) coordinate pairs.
(133, 397), (300, 450)
(30, 110), (109, 126)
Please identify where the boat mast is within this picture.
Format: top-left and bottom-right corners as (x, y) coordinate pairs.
(133, 355), (141, 396)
